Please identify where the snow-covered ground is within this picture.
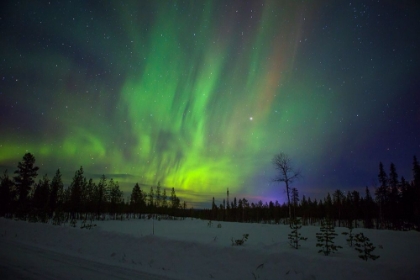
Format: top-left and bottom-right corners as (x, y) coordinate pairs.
(1, 217), (419, 279)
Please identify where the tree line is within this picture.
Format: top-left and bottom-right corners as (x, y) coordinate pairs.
(0, 153), (187, 223)
(194, 156), (420, 231)
(1, 153), (419, 231)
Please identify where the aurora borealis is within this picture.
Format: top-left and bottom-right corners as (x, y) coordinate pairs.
(1, 1), (419, 207)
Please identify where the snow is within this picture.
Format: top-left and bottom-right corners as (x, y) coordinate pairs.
(1, 217), (419, 279)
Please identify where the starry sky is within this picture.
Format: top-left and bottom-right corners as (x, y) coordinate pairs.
(1, 0), (419, 208)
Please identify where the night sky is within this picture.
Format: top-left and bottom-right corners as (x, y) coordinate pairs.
(1, 1), (419, 207)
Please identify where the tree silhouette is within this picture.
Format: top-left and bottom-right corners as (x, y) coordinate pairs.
(48, 169), (63, 218)
(388, 163), (400, 228)
(272, 153), (300, 220)
(291, 187), (299, 218)
(95, 175), (108, 218)
(170, 187), (180, 215)
(32, 174), (50, 222)
(375, 162), (388, 227)
(412, 156), (420, 228)
(108, 178), (123, 217)
(162, 188), (168, 209)
(14, 153), (39, 217)
(69, 167), (86, 219)
(0, 170), (14, 216)
(333, 189), (345, 226)
(148, 186), (154, 210)
(155, 182), (162, 209)
(130, 183), (145, 216)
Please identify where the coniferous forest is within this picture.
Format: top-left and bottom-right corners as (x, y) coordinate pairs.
(0, 153), (186, 224)
(1, 152), (419, 231)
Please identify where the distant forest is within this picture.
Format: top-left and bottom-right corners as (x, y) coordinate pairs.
(0, 153), (186, 223)
(1, 153), (419, 231)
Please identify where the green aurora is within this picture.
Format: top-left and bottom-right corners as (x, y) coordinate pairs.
(1, 1), (419, 207)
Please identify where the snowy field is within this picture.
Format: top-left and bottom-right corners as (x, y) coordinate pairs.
(1, 217), (419, 280)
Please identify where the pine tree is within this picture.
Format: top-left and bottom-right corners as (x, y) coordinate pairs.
(400, 176), (415, 227)
(0, 170), (14, 216)
(333, 189), (345, 226)
(412, 156), (420, 228)
(342, 223), (355, 247)
(69, 167), (86, 219)
(212, 197), (217, 220)
(95, 174), (108, 218)
(300, 195), (308, 225)
(161, 188), (168, 210)
(148, 186), (154, 210)
(375, 162), (388, 227)
(83, 178), (95, 214)
(364, 187), (374, 228)
(130, 183), (144, 216)
(14, 153), (39, 217)
(388, 163), (400, 228)
(316, 219), (342, 255)
(109, 179), (123, 217)
(324, 193), (333, 219)
(32, 174), (50, 222)
(170, 187), (179, 211)
(354, 233), (380, 261)
(291, 187), (299, 219)
(155, 182), (161, 209)
(48, 169), (63, 219)
(350, 190), (361, 227)
(288, 218), (307, 249)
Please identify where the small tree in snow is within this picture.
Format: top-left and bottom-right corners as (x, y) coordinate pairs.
(288, 218), (307, 249)
(342, 223), (355, 247)
(354, 233), (380, 261)
(316, 219), (342, 255)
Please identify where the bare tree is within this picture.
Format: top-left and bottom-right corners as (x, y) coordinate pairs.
(272, 153), (300, 220)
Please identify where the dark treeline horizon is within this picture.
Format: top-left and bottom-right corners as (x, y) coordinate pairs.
(1, 153), (419, 231)
(197, 156), (420, 231)
(0, 153), (188, 223)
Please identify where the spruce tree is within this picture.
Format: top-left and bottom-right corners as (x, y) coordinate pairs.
(14, 153), (39, 216)
(291, 188), (299, 218)
(412, 156), (420, 228)
(375, 162), (388, 227)
(162, 188), (168, 210)
(364, 186), (374, 228)
(83, 178), (95, 214)
(350, 190), (361, 227)
(48, 169), (63, 219)
(95, 175), (108, 218)
(212, 197), (217, 220)
(388, 163), (400, 228)
(170, 187), (179, 215)
(354, 233), (380, 261)
(109, 179), (123, 217)
(316, 219), (342, 255)
(130, 183), (144, 216)
(32, 174), (50, 222)
(333, 189), (345, 226)
(0, 170), (14, 216)
(155, 182), (161, 209)
(69, 167), (86, 219)
(324, 193), (333, 218)
(148, 186), (154, 210)
(288, 218), (307, 249)
(342, 223), (355, 247)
